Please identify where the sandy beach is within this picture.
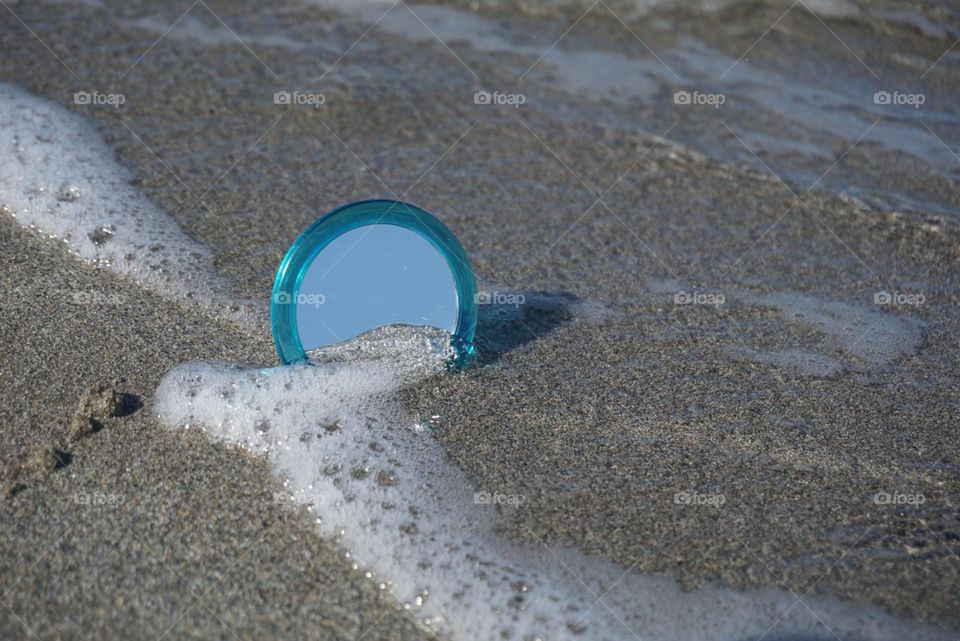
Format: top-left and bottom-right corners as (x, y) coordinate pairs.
(2, 0), (959, 639)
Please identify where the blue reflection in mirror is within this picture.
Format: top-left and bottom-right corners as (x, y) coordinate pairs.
(295, 224), (458, 350)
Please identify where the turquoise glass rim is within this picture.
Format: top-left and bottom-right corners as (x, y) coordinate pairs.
(271, 199), (478, 365)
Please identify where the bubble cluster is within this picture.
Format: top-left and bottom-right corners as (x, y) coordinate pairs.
(155, 326), (949, 641)
(0, 83), (263, 331)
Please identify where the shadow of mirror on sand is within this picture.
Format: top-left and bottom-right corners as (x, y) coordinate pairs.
(472, 291), (579, 364)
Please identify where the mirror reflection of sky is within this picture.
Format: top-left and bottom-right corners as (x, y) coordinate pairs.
(295, 224), (457, 350)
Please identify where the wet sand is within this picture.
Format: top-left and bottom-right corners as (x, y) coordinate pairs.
(2, 0), (959, 638)
(0, 216), (435, 640)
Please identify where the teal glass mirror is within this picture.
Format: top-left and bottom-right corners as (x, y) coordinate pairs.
(271, 200), (477, 364)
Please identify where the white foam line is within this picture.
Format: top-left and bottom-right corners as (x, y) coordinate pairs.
(156, 327), (952, 641)
(0, 82), (265, 332)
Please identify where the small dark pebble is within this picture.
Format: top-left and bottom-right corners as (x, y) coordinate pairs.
(26, 446), (70, 474)
(351, 466), (370, 480)
(4, 481), (27, 498)
(321, 420), (342, 433)
(322, 463), (342, 476)
(68, 414), (102, 443)
(76, 382), (124, 420)
(376, 470), (397, 487)
(87, 225), (115, 245)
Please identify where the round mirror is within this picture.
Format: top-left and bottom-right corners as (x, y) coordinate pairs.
(271, 200), (477, 364)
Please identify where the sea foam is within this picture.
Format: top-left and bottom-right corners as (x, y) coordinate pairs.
(0, 83), (262, 330)
(155, 325), (951, 641)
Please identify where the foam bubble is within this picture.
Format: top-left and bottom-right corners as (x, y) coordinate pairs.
(155, 325), (951, 641)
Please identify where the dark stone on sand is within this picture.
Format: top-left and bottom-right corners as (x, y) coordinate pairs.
(68, 382), (141, 442)
(376, 470), (397, 487)
(1, 466), (24, 498)
(3, 480), (27, 498)
(68, 414), (102, 443)
(87, 225), (115, 245)
(321, 420), (342, 433)
(76, 382), (124, 420)
(26, 446), (70, 474)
